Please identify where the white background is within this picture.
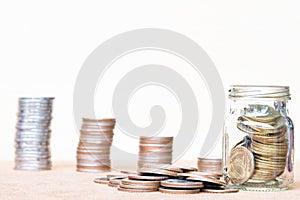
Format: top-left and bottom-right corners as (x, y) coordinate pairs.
(0, 0), (299, 163)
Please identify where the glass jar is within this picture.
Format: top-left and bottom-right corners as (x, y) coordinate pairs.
(223, 85), (294, 191)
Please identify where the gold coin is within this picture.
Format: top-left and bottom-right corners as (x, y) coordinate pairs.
(237, 123), (260, 134)
(244, 105), (280, 123)
(228, 146), (254, 184)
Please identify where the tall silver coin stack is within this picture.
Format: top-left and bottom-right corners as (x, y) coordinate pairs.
(138, 136), (173, 170)
(14, 97), (54, 170)
(76, 118), (116, 172)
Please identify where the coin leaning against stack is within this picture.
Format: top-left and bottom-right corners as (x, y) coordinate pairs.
(138, 136), (173, 170)
(14, 97), (54, 171)
(76, 118), (116, 172)
(228, 105), (288, 184)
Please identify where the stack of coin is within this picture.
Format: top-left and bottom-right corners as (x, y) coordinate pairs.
(118, 176), (162, 193)
(159, 179), (203, 194)
(108, 176), (127, 187)
(228, 104), (288, 184)
(138, 136), (173, 170)
(14, 97), (54, 170)
(197, 158), (222, 175)
(76, 118), (116, 172)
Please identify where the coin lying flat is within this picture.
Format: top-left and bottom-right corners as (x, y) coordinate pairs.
(201, 188), (239, 193)
(120, 170), (137, 175)
(95, 162), (239, 195)
(93, 177), (109, 184)
(228, 146), (254, 184)
(120, 183), (159, 190)
(186, 176), (225, 186)
(121, 178), (160, 186)
(128, 175), (168, 181)
(177, 166), (198, 172)
(107, 174), (127, 179)
(118, 187), (157, 193)
(108, 176), (126, 187)
(159, 187), (200, 194)
(139, 168), (178, 177)
(161, 179), (203, 189)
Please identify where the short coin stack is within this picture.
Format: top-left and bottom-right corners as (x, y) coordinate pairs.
(118, 176), (163, 193)
(228, 105), (288, 184)
(138, 136), (173, 170)
(76, 118), (116, 172)
(14, 97), (54, 171)
(197, 158), (222, 175)
(159, 179), (203, 194)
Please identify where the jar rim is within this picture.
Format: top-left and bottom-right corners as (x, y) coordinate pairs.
(229, 85), (290, 99)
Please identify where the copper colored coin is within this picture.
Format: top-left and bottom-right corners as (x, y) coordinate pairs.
(119, 183), (159, 190)
(140, 136), (173, 143)
(201, 188), (239, 193)
(108, 183), (119, 188)
(109, 177), (126, 184)
(117, 187), (158, 193)
(76, 167), (110, 172)
(186, 176), (225, 186)
(178, 166), (198, 172)
(82, 118), (116, 123)
(76, 165), (110, 172)
(158, 165), (183, 173)
(128, 175), (168, 181)
(159, 187), (200, 194)
(81, 124), (115, 130)
(122, 178), (160, 186)
(139, 168), (178, 176)
(93, 177), (109, 184)
(120, 170), (137, 175)
(107, 174), (126, 179)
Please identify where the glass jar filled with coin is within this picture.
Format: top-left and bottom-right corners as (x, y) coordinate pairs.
(223, 85), (294, 191)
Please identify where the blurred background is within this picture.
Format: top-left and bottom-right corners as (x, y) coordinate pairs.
(0, 0), (299, 164)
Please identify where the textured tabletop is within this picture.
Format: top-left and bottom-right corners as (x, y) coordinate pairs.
(1, 161), (300, 200)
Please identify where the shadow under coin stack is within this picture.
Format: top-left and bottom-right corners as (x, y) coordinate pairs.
(138, 136), (173, 170)
(14, 97), (54, 170)
(76, 118), (116, 172)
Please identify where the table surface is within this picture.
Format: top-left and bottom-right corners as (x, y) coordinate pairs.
(1, 161), (300, 200)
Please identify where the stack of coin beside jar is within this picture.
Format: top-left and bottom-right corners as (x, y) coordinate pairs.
(138, 136), (173, 170)
(76, 118), (116, 172)
(197, 158), (222, 175)
(14, 97), (54, 170)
